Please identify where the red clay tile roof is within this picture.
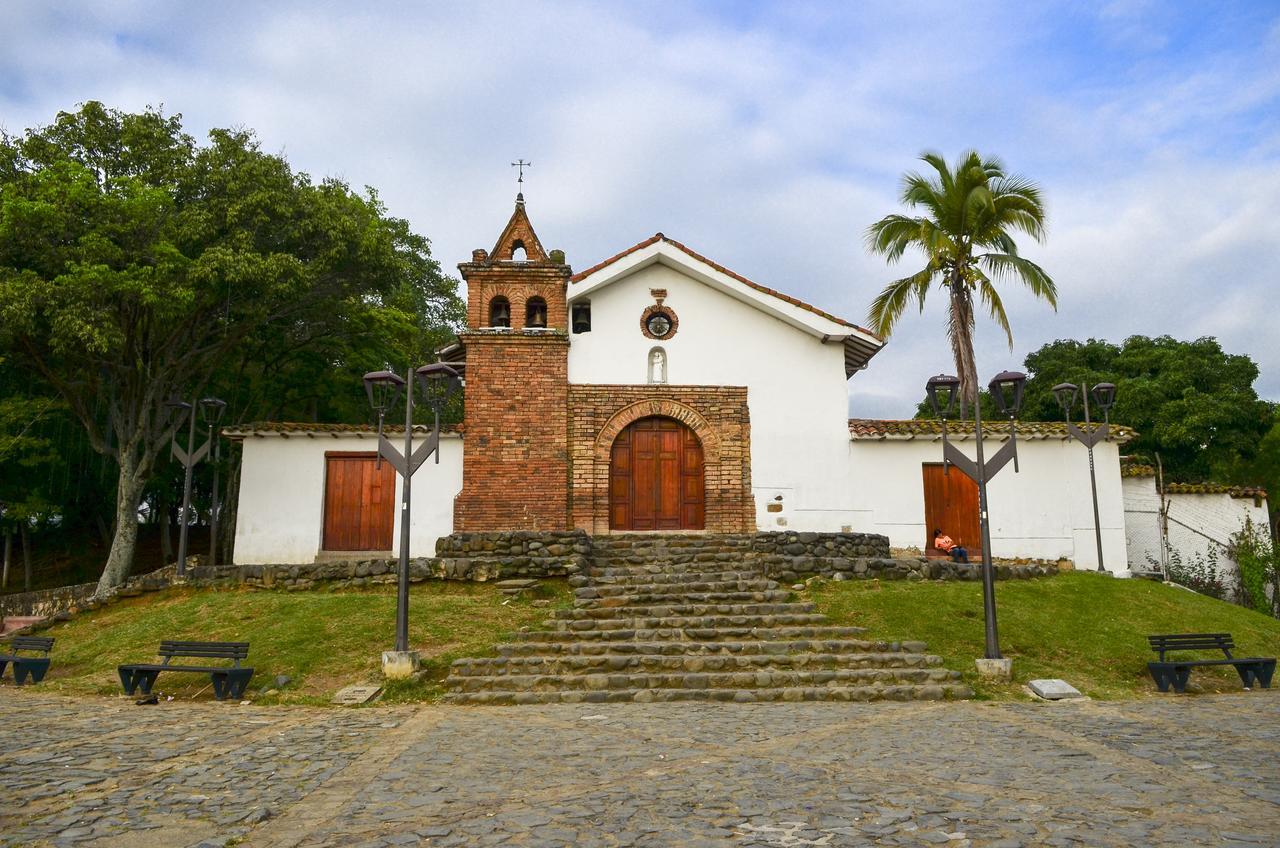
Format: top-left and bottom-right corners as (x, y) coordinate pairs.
(571, 233), (883, 341)
(848, 418), (1137, 444)
(1164, 482), (1268, 500)
(223, 422), (463, 438)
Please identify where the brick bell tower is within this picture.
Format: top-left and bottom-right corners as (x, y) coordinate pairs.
(453, 193), (571, 531)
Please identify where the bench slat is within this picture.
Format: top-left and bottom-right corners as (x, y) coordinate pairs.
(8, 636), (54, 653)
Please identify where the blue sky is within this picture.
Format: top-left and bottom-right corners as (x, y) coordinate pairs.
(2, 0), (1278, 416)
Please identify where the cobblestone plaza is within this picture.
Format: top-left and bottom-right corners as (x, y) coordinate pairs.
(0, 689), (1275, 847)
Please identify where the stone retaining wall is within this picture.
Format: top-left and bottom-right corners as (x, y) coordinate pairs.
(2, 530), (1053, 629)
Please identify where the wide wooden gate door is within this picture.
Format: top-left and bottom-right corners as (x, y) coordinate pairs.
(323, 452), (396, 551)
(921, 463), (982, 557)
(610, 417), (704, 531)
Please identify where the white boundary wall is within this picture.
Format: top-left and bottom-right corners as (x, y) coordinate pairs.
(846, 436), (1128, 571)
(232, 433), (463, 565)
(1123, 473), (1271, 586)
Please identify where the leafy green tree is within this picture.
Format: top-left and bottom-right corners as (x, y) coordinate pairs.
(866, 150), (1057, 410)
(1018, 336), (1274, 487)
(0, 102), (462, 592)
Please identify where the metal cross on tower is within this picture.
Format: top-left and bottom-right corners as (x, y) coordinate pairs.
(511, 159), (531, 194)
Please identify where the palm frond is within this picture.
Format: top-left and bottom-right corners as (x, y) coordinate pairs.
(867, 266), (938, 337)
(979, 253), (1058, 308)
(976, 273), (1014, 348)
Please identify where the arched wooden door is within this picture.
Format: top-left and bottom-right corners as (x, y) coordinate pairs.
(610, 416), (704, 530)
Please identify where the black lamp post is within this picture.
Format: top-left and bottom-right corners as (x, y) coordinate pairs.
(927, 370), (1027, 661)
(1052, 381), (1117, 573)
(199, 398), (228, 567)
(167, 395), (225, 577)
(363, 363), (461, 660)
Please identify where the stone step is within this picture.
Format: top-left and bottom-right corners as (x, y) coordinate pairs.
(496, 637), (919, 656)
(447, 667), (962, 693)
(556, 602), (816, 620)
(441, 683), (973, 705)
(573, 589), (795, 607)
(582, 578), (780, 596)
(511, 625), (871, 643)
(583, 570), (768, 586)
(589, 556), (755, 569)
(450, 652), (943, 677)
(549, 612), (830, 632)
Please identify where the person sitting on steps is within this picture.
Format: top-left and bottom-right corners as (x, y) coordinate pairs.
(933, 528), (970, 563)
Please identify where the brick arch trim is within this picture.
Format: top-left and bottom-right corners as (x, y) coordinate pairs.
(593, 399), (720, 465)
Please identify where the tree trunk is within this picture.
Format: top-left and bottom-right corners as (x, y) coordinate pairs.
(2, 531), (10, 589)
(948, 278), (979, 414)
(20, 524), (32, 591)
(96, 461), (147, 595)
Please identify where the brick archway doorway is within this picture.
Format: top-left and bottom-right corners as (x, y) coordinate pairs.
(609, 416), (704, 530)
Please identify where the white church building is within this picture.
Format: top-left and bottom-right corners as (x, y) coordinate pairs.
(227, 197), (1134, 571)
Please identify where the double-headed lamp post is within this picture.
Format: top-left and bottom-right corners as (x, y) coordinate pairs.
(363, 363), (461, 674)
(166, 396), (226, 577)
(926, 370), (1027, 663)
(1051, 381), (1117, 573)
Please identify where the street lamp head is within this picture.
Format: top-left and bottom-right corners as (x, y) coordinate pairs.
(198, 397), (227, 425)
(1051, 382), (1079, 417)
(988, 371), (1027, 418)
(925, 374), (961, 420)
(363, 370), (405, 416)
(414, 363), (462, 407)
(1091, 382), (1117, 414)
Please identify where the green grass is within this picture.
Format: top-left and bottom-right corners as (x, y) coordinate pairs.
(16, 572), (1280, 705)
(28, 580), (572, 704)
(809, 571), (1280, 699)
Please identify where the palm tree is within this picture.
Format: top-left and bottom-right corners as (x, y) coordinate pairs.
(866, 150), (1056, 411)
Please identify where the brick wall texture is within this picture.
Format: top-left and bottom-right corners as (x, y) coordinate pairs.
(453, 332), (571, 531)
(568, 386), (755, 533)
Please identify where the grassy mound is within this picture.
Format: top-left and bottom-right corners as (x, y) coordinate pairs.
(9, 571), (1278, 704)
(809, 571), (1280, 699)
(22, 580), (571, 704)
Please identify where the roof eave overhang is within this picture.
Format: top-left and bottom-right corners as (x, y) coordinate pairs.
(570, 242), (879, 351)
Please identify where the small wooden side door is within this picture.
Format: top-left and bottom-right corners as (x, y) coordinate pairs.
(323, 452), (395, 551)
(921, 463), (982, 557)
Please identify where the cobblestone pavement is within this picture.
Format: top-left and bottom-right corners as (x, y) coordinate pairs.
(0, 689), (1276, 847)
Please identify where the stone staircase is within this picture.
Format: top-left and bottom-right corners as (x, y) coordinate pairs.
(442, 535), (972, 704)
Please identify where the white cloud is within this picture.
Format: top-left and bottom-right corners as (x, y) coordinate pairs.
(2, 0), (1277, 412)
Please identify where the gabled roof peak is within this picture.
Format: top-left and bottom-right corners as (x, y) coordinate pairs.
(485, 196), (548, 264)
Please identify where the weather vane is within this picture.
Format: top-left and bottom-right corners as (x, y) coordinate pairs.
(511, 159), (531, 195)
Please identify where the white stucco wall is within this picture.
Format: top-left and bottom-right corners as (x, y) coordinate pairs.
(232, 433), (463, 565)
(846, 436), (1129, 571)
(1123, 476), (1271, 588)
(567, 257), (860, 529)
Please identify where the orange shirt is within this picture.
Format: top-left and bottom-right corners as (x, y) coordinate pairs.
(935, 534), (957, 552)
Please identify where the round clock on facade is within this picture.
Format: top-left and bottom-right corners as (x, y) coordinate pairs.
(647, 312), (672, 337)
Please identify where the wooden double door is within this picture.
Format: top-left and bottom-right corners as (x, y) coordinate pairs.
(921, 463), (982, 557)
(323, 452), (395, 551)
(610, 417), (705, 531)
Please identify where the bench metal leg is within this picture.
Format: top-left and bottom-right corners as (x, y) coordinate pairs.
(13, 659), (50, 685)
(1148, 663), (1173, 693)
(0, 660), (9, 681)
(119, 667), (138, 695)
(1171, 666), (1191, 694)
(228, 670), (254, 700)
(1258, 660), (1275, 689)
(210, 673), (229, 701)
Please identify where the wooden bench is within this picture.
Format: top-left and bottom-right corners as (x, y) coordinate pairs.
(118, 641), (254, 701)
(0, 636), (54, 685)
(1147, 633), (1275, 694)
